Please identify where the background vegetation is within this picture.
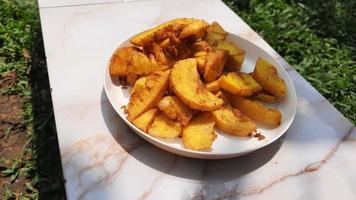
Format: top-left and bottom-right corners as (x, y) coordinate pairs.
(0, 0), (354, 199)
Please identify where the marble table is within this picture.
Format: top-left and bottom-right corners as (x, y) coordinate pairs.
(38, 0), (355, 199)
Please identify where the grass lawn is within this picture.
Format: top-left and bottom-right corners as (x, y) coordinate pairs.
(0, 0), (354, 199)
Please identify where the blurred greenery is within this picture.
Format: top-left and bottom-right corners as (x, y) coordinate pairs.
(295, 0), (356, 51)
(0, 0), (355, 199)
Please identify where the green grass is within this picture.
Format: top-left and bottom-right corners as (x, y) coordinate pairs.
(1, 0), (39, 198)
(0, 0), (355, 199)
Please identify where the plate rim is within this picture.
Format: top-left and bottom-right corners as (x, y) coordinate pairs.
(103, 31), (297, 159)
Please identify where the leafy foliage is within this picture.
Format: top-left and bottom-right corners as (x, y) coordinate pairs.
(224, 0), (356, 123)
(294, 0), (356, 52)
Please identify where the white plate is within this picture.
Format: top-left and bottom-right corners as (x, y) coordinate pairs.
(104, 32), (297, 159)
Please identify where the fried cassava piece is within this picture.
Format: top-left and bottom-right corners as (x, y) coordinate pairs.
(148, 113), (182, 138)
(218, 72), (262, 97)
(127, 70), (170, 121)
(182, 113), (216, 150)
(252, 91), (278, 103)
(252, 58), (287, 98)
(229, 95), (282, 126)
(157, 96), (193, 126)
(109, 47), (168, 78)
(170, 58), (223, 111)
(132, 108), (158, 132)
(130, 18), (209, 47)
(212, 107), (256, 136)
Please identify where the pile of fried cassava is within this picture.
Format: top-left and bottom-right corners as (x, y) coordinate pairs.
(109, 18), (287, 151)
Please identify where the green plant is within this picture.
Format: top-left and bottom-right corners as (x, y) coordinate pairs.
(294, 0), (356, 53)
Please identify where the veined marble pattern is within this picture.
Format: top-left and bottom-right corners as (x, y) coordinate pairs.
(38, 0), (355, 199)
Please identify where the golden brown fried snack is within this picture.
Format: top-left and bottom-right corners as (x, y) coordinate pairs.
(130, 76), (147, 95)
(218, 72), (262, 97)
(230, 95), (282, 126)
(193, 40), (213, 52)
(148, 113), (182, 138)
(179, 19), (209, 40)
(130, 18), (208, 47)
(252, 58), (287, 98)
(206, 80), (220, 93)
(127, 52), (169, 75)
(132, 108), (158, 132)
(157, 96), (193, 126)
(127, 70), (170, 121)
(206, 22), (228, 44)
(109, 47), (139, 76)
(214, 90), (231, 106)
(126, 73), (138, 86)
(204, 49), (228, 82)
(212, 107), (256, 136)
(170, 58), (224, 111)
(194, 50), (208, 75)
(109, 46), (169, 77)
(252, 91), (278, 103)
(182, 113), (216, 150)
(152, 43), (174, 66)
(215, 40), (245, 71)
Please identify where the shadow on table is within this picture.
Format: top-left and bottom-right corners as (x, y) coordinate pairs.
(29, 26), (67, 199)
(100, 88), (283, 182)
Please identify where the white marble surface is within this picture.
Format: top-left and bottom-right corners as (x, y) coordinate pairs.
(38, 0), (355, 199)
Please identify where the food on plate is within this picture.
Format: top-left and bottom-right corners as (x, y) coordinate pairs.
(179, 19), (209, 39)
(109, 47), (138, 76)
(126, 73), (138, 86)
(252, 91), (278, 103)
(206, 80), (220, 93)
(170, 58), (223, 111)
(126, 51), (169, 75)
(109, 47), (169, 78)
(205, 22), (244, 71)
(130, 18), (208, 47)
(212, 107), (256, 136)
(132, 108), (158, 132)
(230, 95), (282, 126)
(215, 40), (245, 71)
(148, 113), (182, 138)
(182, 113), (216, 150)
(130, 76), (147, 95)
(109, 18), (290, 151)
(193, 40), (213, 52)
(204, 49), (228, 82)
(218, 72), (262, 96)
(215, 91), (231, 106)
(194, 51), (208, 74)
(252, 58), (287, 97)
(127, 70), (170, 121)
(152, 43), (174, 66)
(157, 96), (193, 126)
(206, 22), (228, 44)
